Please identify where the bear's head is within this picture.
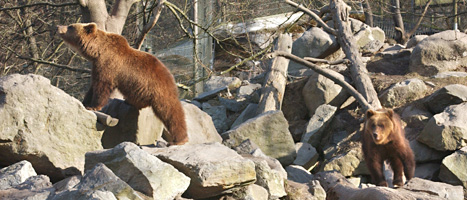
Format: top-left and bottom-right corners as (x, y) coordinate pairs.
(57, 23), (99, 58)
(364, 109), (395, 145)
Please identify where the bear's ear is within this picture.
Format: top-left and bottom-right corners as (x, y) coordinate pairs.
(366, 109), (376, 118)
(385, 109), (394, 119)
(84, 23), (97, 34)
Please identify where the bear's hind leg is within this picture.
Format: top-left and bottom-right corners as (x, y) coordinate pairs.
(151, 99), (188, 145)
(401, 148), (416, 181)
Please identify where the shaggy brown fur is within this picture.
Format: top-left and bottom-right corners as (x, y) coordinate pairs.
(57, 23), (188, 145)
(362, 109), (415, 187)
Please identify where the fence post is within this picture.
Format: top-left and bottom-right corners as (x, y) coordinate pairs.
(193, 0), (214, 95)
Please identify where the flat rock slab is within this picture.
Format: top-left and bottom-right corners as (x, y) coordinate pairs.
(439, 147), (467, 188)
(0, 160), (37, 190)
(85, 142), (190, 200)
(146, 142), (257, 199)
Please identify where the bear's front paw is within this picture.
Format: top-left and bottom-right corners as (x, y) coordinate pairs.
(392, 179), (404, 188)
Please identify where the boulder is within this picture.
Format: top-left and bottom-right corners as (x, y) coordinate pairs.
(322, 147), (367, 177)
(193, 86), (227, 101)
(0, 160), (37, 190)
(146, 143), (257, 199)
(418, 102), (467, 151)
(53, 175), (81, 194)
(231, 103), (258, 129)
(354, 26), (385, 54)
(238, 83), (262, 97)
(231, 184), (269, 200)
(202, 102), (229, 133)
(285, 165), (314, 184)
(423, 84), (467, 114)
(293, 142), (319, 170)
(301, 104), (337, 148)
(85, 142), (190, 199)
(52, 163), (143, 200)
(409, 30), (467, 76)
(204, 76), (241, 93)
(405, 35), (428, 48)
(284, 180), (326, 200)
(401, 105), (432, 128)
(414, 163), (440, 180)
(0, 175), (53, 200)
(100, 99), (164, 148)
(439, 147), (467, 188)
(181, 101), (222, 144)
(222, 110), (296, 165)
(409, 140), (450, 163)
(302, 70), (349, 117)
(0, 74), (102, 182)
(379, 78), (427, 108)
(404, 177), (464, 200)
(219, 96), (249, 112)
(247, 156), (287, 199)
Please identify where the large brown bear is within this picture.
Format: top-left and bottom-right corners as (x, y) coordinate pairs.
(362, 109), (415, 187)
(57, 23), (188, 145)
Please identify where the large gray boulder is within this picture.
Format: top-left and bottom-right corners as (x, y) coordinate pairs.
(354, 26), (385, 54)
(0, 175), (54, 200)
(409, 30), (467, 76)
(439, 146), (467, 188)
(404, 177), (464, 200)
(0, 160), (37, 190)
(182, 101), (222, 144)
(0, 74), (102, 182)
(417, 102), (467, 151)
(409, 140), (450, 163)
(222, 110), (296, 165)
(85, 142), (190, 199)
(202, 102), (229, 134)
(52, 163), (143, 200)
(301, 104), (337, 148)
(379, 78), (427, 108)
(322, 146), (367, 177)
(302, 70), (349, 117)
(423, 84), (467, 114)
(204, 76), (242, 93)
(247, 156), (287, 199)
(146, 143), (257, 199)
(285, 165), (314, 184)
(406, 35), (428, 48)
(100, 99), (164, 149)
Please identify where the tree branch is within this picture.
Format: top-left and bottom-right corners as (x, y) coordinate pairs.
(134, 0), (165, 50)
(304, 57), (349, 65)
(268, 51), (370, 111)
(406, 0), (432, 37)
(284, 0), (336, 35)
(0, 2), (78, 11)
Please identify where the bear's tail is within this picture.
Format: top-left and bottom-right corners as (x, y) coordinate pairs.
(151, 99), (188, 145)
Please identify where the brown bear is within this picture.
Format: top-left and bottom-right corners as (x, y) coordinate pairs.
(362, 108), (415, 187)
(57, 23), (188, 145)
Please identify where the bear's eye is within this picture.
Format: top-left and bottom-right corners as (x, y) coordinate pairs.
(68, 26), (75, 31)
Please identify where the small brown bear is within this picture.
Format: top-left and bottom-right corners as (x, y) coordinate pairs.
(362, 108), (415, 187)
(57, 23), (188, 145)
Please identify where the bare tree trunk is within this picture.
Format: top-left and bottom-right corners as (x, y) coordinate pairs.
(257, 34), (293, 115)
(392, 0), (406, 44)
(363, 0), (373, 27)
(330, 0), (381, 110)
(78, 0), (139, 34)
(134, 0), (165, 50)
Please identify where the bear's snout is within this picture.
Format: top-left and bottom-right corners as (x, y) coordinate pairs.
(57, 25), (67, 34)
(372, 132), (379, 140)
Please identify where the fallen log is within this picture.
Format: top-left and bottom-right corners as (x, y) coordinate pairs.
(92, 111), (119, 127)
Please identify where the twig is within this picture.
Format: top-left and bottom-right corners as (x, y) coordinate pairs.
(304, 57), (349, 65)
(268, 51), (371, 111)
(135, 0), (166, 50)
(0, 2), (79, 11)
(284, 0), (336, 35)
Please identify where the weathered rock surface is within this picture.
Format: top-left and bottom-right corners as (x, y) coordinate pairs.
(406, 35), (428, 48)
(0, 74), (102, 182)
(404, 177), (464, 200)
(286, 165), (314, 184)
(231, 103), (258, 129)
(52, 163), (143, 200)
(247, 156), (287, 199)
(202, 102), (229, 133)
(423, 84), (467, 114)
(100, 99), (164, 148)
(85, 142), (190, 199)
(231, 184), (269, 200)
(285, 180), (326, 200)
(409, 140), (450, 163)
(293, 142), (319, 170)
(439, 146), (467, 188)
(418, 102), (467, 151)
(147, 143), (257, 199)
(301, 104), (337, 148)
(0, 175), (54, 200)
(354, 26), (385, 54)
(181, 101), (222, 144)
(302, 70), (349, 117)
(222, 110), (296, 165)
(379, 78), (427, 108)
(0, 160), (37, 190)
(322, 147), (367, 177)
(409, 30), (467, 76)
(401, 105), (433, 128)
(204, 76), (242, 92)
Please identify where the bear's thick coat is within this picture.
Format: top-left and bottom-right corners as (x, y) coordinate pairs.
(57, 23), (188, 145)
(362, 109), (415, 187)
